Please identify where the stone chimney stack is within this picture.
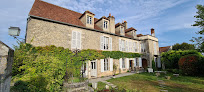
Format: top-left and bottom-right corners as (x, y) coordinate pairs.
(151, 28), (155, 36)
(122, 21), (127, 30)
(108, 13), (115, 34)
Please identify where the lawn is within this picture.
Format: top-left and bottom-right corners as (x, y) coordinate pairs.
(107, 72), (204, 92)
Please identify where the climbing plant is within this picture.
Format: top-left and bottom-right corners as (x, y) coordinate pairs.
(12, 43), (140, 92)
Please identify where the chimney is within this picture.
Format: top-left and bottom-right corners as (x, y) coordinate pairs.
(122, 21), (127, 30)
(108, 13), (115, 34)
(151, 28), (155, 36)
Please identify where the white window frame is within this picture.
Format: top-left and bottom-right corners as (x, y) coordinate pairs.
(71, 31), (81, 49)
(104, 20), (108, 29)
(121, 40), (125, 51)
(104, 58), (109, 71)
(87, 15), (92, 24)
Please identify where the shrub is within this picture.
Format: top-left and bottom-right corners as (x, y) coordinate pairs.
(178, 54), (201, 76)
(161, 50), (202, 69)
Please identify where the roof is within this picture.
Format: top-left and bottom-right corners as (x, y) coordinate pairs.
(29, 0), (102, 31)
(125, 27), (136, 33)
(115, 23), (123, 28)
(29, 0), (147, 40)
(159, 46), (171, 53)
(137, 34), (143, 37)
(95, 16), (109, 24)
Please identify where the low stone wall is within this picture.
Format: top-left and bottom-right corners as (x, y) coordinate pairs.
(63, 80), (89, 92)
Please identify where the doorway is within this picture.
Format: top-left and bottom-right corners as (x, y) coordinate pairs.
(90, 60), (97, 77)
(129, 60), (134, 71)
(142, 58), (148, 69)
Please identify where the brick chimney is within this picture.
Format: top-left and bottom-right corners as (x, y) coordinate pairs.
(151, 28), (155, 36)
(122, 21), (127, 30)
(108, 13), (115, 34)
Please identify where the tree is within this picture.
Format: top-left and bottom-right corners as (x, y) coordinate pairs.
(172, 42), (195, 51)
(191, 5), (204, 52)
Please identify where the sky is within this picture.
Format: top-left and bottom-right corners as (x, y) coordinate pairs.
(0, 0), (204, 49)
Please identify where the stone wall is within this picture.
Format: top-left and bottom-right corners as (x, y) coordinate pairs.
(26, 18), (159, 78)
(63, 80), (89, 92)
(0, 41), (14, 92)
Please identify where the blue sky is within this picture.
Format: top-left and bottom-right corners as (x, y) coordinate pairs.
(0, 0), (203, 48)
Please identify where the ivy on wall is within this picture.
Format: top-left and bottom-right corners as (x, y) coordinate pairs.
(12, 43), (141, 92)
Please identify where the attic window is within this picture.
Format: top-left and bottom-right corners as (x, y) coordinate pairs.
(120, 26), (123, 33)
(87, 15), (92, 24)
(104, 21), (108, 29)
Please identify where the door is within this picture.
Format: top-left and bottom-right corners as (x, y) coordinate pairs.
(91, 60), (97, 77)
(142, 58), (148, 69)
(129, 60), (133, 70)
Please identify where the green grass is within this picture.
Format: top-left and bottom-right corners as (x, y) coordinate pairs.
(96, 82), (107, 91)
(107, 72), (204, 92)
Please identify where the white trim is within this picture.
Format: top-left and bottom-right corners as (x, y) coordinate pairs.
(110, 58), (113, 71)
(101, 59), (104, 72)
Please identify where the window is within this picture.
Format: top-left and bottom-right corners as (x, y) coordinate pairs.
(122, 58), (125, 68)
(101, 36), (112, 50)
(104, 58), (109, 71)
(141, 43), (146, 52)
(121, 40), (125, 51)
(91, 62), (96, 69)
(87, 15), (92, 24)
(104, 21), (108, 29)
(120, 26), (123, 33)
(129, 42), (132, 52)
(133, 31), (137, 37)
(133, 42), (137, 52)
(71, 31), (81, 49)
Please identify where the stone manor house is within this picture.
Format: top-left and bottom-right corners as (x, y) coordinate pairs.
(26, 0), (160, 78)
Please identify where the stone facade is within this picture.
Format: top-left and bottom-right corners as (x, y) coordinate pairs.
(0, 41), (14, 92)
(26, 0), (160, 79)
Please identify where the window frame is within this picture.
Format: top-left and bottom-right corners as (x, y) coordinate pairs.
(87, 15), (92, 24)
(104, 58), (109, 71)
(103, 36), (109, 50)
(104, 20), (108, 29)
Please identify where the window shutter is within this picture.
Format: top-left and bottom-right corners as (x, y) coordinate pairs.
(126, 58), (129, 69)
(134, 58), (137, 67)
(110, 58), (113, 71)
(119, 39), (121, 51)
(71, 31), (77, 48)
(77, 32), (81, 49)
(154, 42), (157, 55)
(100, 36), (104, 50)
(109, 37), (112, 51)
(119, 58), (122, 69)
(139, 57), (142, 67)
(101, 59), (104, 72)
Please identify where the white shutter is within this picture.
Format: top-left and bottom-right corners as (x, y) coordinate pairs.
(109, 37), (112, 51)
(134, 58), (137, 67)
(119, 39), (122, 51)
(101, 59), (104, 72)
(126, 58), (129, 69)
(77, 32), (81, 49)
(119, 58), (122, 69)
(71, 31), (77, 48)
(154, 42), (157, 55)
(100, 36), (104, 50)
(110, 58), (113, 71)
(139, 57), (142, 67)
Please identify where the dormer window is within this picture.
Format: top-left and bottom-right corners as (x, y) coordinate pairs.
(120, 26), (123, 33)
(87, 15), (92, 24)
(104, 21), (108, 29)
(133, 31), (136, 37)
